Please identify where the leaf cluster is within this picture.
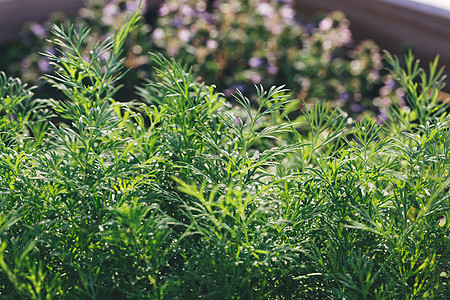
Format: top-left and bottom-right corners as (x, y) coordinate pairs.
(0, 8), (448, 299)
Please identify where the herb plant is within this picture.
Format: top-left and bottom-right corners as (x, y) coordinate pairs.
(0, 6), (448, 299)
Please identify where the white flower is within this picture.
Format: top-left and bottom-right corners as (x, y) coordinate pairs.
(152, 28), (165, 40)
(319, 17), (333, 31)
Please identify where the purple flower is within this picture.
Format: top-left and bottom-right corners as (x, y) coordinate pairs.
(45, 47), (56, 56)
(10, 114), (17, 121)
(225, 84), (245, 97)
(30, 24), (46, 38)
(21, 59), (31, 69)
(100, 51), (110, 61)
(224, 88), (234, 97)
(267, 64), (278, 75)
(350, 103), (364, 113)
(171, 18), (184, 27)
(236, 84), (246, 93)
(385, 78), (397, 90)
(38, 59), (50, 72)
(249, 57), (264, 68)
(340, 92), (351, 102)
(305, 23), (315, 35)
(376, 111), (388, 124)
(196, 11), (213, 23)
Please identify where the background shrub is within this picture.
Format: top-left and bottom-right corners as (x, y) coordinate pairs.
(151, 0), (401, 118)
(0, 0), (403, 119)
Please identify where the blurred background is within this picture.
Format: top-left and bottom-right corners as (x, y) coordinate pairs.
(294, 0), (450, 92)
(0, 0), (449, 119)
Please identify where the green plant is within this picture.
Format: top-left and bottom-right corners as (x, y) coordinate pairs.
(152, 0), (401, 118)
(0, 0), (403, 120)
(0, 0), (151, 101)
(0, 7), (448, 299)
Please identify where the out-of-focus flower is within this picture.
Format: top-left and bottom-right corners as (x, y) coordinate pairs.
(350, 103), (364, 113)
(385, 78), (397, 90)
(38, 59), (50, 72)
(171, 18), (183, 27)
(350, 60), (364, 76)
(21, 59), (31, 69)
(249, 57), (264, 68)
(224, 88), (234, 97)
(197, 11), (212, 22)
(368, 69), (379, 82)
(125, 0), (143, 12)
(103, 3), (120, 16)
(30, 24), (46, 38)
(236, 84), (246, 93)
(178, 28), (191, 42)
(250, 72), (262, 84)
(280, 6), (295, 21)
(257, 2), (275, 18)
(319, 18), (333, 31)
(340, 92), (351, 102)
(152, 28), (165, 40)
(305, 23), (314, 35)
(339, 28), (352, 43)
(269, 24), (283, 35)
(267, 64), (278, 75)
(100, 51), (111, 61)
(376, 111), (388, 124)
(158, 4), (170, 16)
(45, 47), (55, 56)
(181, 4), (195, 17)
(206, 40), (218, 49)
